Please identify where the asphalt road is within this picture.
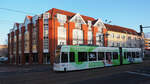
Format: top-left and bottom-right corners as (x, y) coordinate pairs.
(0, 59), (150, 84)
(72, 69), (150, 84)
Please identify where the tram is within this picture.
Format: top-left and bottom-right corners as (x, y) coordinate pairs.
(53, 45), (143, 71)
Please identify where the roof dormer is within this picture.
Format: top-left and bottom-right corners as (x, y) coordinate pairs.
(69, 13), (86, 24)
(93, 19), (106, 32)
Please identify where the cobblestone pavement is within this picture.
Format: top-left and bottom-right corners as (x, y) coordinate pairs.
(0, 59), (150, 84)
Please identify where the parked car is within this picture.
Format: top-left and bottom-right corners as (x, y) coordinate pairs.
(0, 57), (8, 63)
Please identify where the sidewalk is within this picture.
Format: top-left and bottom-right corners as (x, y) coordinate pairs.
(0, 64), (52, 74)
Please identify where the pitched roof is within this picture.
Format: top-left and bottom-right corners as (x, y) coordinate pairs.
(92, 19), (98, 25)
(105, 24), (138, 35)
(27, 15), (32, 20)
(15, 23), (19, 27)
(48, 8), (95, 22)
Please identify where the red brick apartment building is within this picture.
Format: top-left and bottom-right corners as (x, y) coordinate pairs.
(8, 8), (142, 65)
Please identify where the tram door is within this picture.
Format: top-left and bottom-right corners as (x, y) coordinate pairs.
(61, 52), (69, 71)
(105, 52), (113, 66)
(119, 47), (123, 65)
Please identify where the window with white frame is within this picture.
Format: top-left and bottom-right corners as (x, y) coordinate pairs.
(13, 37), (16, 52)
(32, 26), (37, 45)
(58, 27), (66, 45)
(112, 42), (114, 47)
(88, 20), (92, 30)
(74, 16), (84, 29)
(122, 35), (125, 39)
(88, 31), (93, 44)
(96, 33), (103, 46)
(128, 36), (131, 40)
(117, 43), (120, 47)
(71, 14), (85, 45)
(109, 33), (114, 38)
(116, 34), (120, 39)
(97, 23), (102, 32)
(73, 29), (83, 45)
(57, 13), (67, 26)
(43, 18), (49, 52)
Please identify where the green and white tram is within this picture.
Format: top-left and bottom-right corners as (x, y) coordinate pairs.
(53, 45), (143, 71)
(122, 48), (143, 64)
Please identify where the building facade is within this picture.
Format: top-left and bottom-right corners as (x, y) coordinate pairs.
(144, 33), (150, 50)
(8, 8), (107, 65)
(105, 24), (142, 48)
(8, 8), (143, 65)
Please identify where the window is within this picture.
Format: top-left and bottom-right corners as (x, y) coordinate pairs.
(98, 52), (104, 60)
(89, 52), (96, 61)
(78, 52), (87, 62)
(127, 52), (132, 58)
(61, 52), (68, 63)
(117, 43), (120, 47)
(73, 29), (83, 45)
(69, 52), (75, 62)
(116, 34), (120, 39)
(132, 52), (136, 58)
(44, 19), (49, 24)
(88, 31), (93, 44)
(134, 37), (137, 41)
(112, 33), (114, 38)
(113, 52), (118, 59)
(112, 42), (114, 47)
(106, 52), (112, 60)
(124, 52), (127, 59)
(128, 36), (131, 40)
(122, 35), (125, 39)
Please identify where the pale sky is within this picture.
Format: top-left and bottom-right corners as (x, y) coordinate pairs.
(0, 0), (150, 44)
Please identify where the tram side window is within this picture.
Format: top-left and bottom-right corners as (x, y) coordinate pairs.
(127, 52), (132, 58)
(98, 52), (104, 60)
(106, 52), (112, 60)
(78, 52), (87, 62)
(132, 52), (136, 58)
(61, 52), (68, 63)
(113, 52), (118, 60)
(136, 52), (140, 58)
(124, 52), (127, 59)
(89, 52), (96, 61)
(69, 52), (75, 62)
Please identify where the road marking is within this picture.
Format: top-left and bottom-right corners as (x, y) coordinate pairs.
(126, 71), (150, 77)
